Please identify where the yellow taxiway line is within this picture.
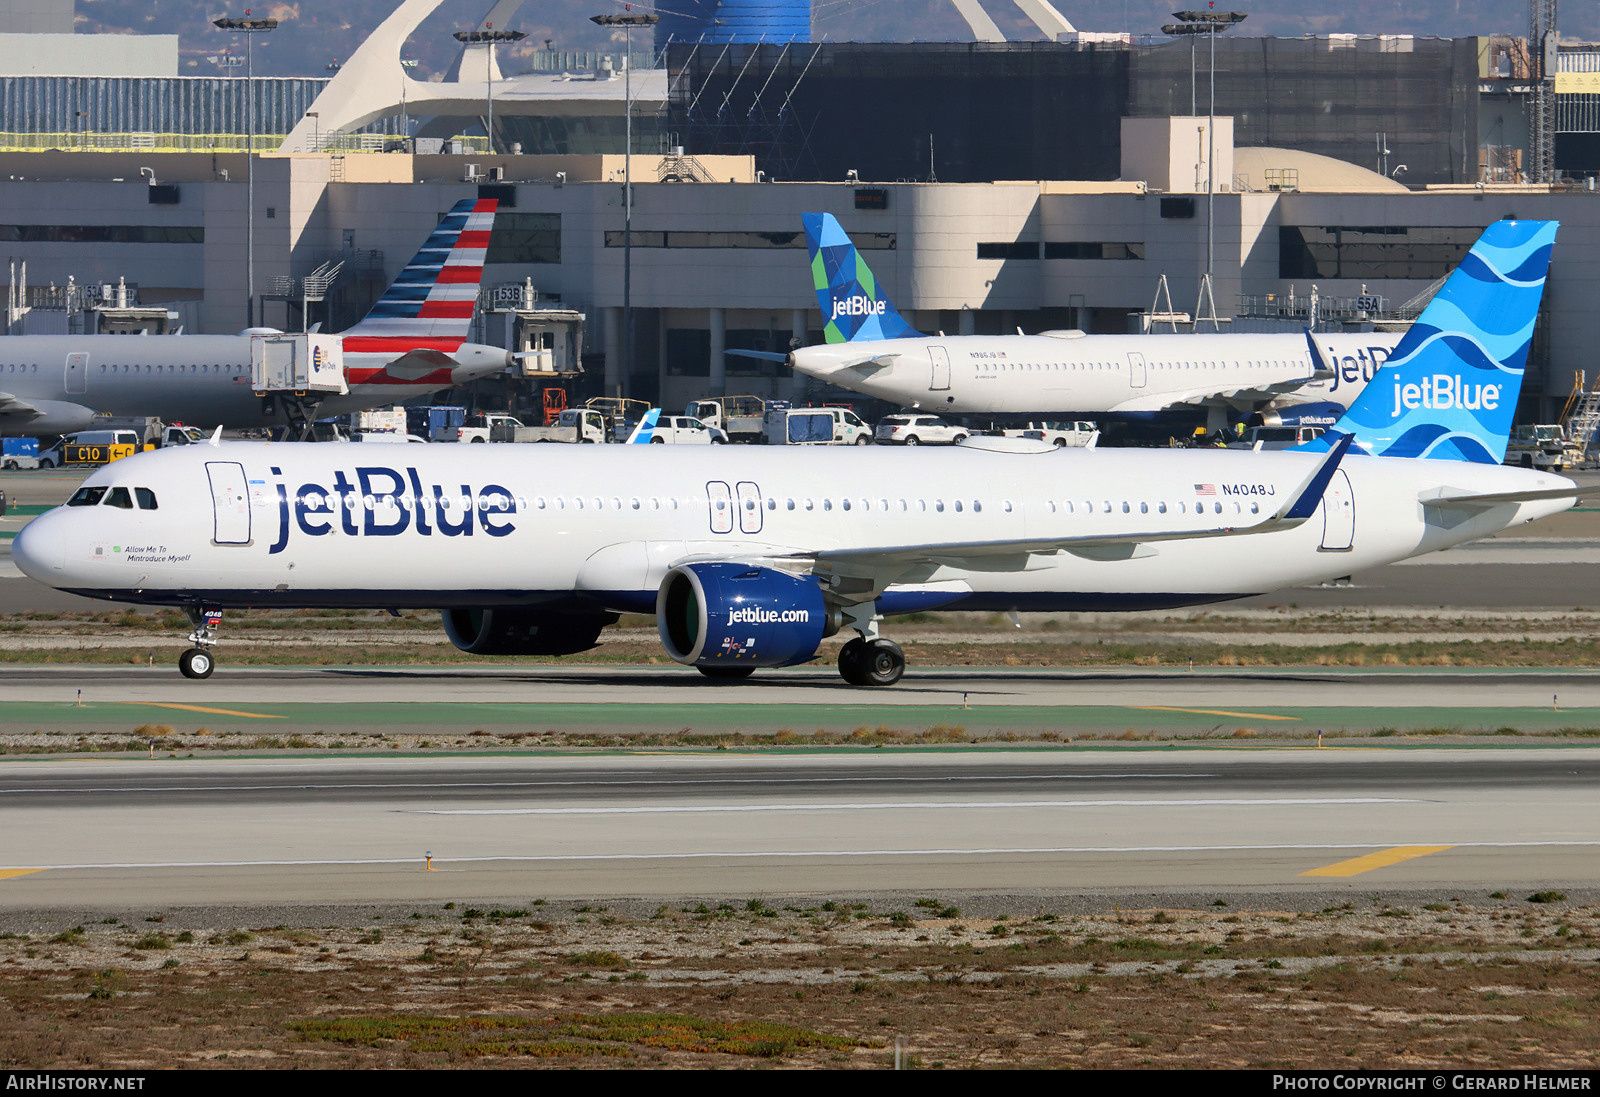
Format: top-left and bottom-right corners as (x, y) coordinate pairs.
(1133, 706), (1300, 721)
(0, 870), (44, 881)
(1300, 845), (1455, 877)
(130, 702), (284, 720)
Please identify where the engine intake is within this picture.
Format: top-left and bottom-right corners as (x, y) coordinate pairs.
(442, 607), (617, 656)
(657, 563), (833, 669)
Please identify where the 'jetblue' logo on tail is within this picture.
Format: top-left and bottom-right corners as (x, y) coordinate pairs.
(802, 212), (922, 344)
(1390, 375), (1502, 417)
(831, 295), (887, 320)
(1298, 219), (1557, 465)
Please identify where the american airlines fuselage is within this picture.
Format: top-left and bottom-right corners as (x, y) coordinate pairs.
(791, 330), (1400, 422)
(0, 333), (511, 435)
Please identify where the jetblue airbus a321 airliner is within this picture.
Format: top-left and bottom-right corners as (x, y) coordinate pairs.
(13, 220), (1578, 686)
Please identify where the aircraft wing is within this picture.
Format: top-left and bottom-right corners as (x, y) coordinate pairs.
(1107, 376), (1320, 414)
(686, 434), (1353, 603)
(0, 391), (42, 426)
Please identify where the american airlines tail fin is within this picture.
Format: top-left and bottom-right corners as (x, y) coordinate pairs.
(801, 212), (922, 344)
(341, 198), (498, 343)
(1297, 219), (1557, 463)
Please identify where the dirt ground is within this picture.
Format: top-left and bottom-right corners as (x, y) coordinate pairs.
(1, 897), (1597, 1069)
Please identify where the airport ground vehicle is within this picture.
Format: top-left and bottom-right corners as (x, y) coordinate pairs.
(38, 429), (142, 468)
(765, 407), (872, 445)
(644, 415), (727, 444)
(525, 408), (612, 443)
(2, 437), (39, 470)
(687, 396), (787, 443)
(406, 406), (467, 442)
(1227, 425), (1326, 451)
(1504, 424), (1573, 471)
(1011, 421), (1099, 447)
(874, 413), (968, 446)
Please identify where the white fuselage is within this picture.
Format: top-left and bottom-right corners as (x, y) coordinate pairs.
(791, 331), (1401, 418)
(0, 334), (510, 434)
(13, 442), (1572, 618)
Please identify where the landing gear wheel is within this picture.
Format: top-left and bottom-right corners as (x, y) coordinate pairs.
(839, 638), (905, 686)
(178, 648), (214, 680)
(698, 665), (755, 680)
(859, 639), (905, 686)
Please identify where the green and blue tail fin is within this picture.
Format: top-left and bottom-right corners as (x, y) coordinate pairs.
(801, 212), (922, 344)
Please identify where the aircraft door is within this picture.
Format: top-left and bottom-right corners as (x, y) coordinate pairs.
(1127, 351), (1148, 389)
(1319, 470), (1354, 551)
(929, 346), (951, 391)
(205, 461), (252, 546)
(735, 481), (763, 534)
(706, 480), (734, 534)
(64, 352), (88, 395)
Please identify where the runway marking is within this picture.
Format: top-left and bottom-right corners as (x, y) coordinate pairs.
(409, 797), (1415, 816)
(1, 840), (1594, 873)
(129, 702), (284, 720)
(1133, 706), (1299, 721)
(1299, 845), (1456, 878)
(0, 869), (43, 880)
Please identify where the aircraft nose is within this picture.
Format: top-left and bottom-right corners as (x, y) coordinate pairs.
(10, 511), (60, 581)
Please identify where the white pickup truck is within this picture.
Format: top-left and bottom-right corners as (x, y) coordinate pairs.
(1007, 420), (1099, 447)
(454, 410), (608, 444)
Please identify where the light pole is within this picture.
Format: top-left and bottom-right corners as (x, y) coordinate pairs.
(592, 11), (658, 399)
(1163, 10), (1246, 330)
(213, 14), (278, 330)
(453, 26), (527, 155)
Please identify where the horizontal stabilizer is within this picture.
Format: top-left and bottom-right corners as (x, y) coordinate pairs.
(725, 348), (790, 363)
(1422, 483), (1596, 509)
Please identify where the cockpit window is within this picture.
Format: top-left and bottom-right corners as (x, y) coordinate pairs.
(67, 487), (107, 507)
(103, 487), (133, 509)
(135, 488), (158, 510)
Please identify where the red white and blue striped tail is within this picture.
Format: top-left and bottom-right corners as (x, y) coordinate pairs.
(340, 197), (497, 352)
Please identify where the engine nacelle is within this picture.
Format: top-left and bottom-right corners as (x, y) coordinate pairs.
(657, 563), (833, 669)
(441, 607), (617, 656)
(1254, 401), (1344, 429)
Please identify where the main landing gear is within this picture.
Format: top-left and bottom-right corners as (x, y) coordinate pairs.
(836, 603), (905, 687)
(179, 606), (222, 679)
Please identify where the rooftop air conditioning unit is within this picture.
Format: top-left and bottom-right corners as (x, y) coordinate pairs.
(463, 163), (483, 182)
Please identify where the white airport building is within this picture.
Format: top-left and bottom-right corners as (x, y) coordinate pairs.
(1, 0), (1598, 422)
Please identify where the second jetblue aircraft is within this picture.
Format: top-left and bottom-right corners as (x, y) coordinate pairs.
(787, 211), (1418, 426)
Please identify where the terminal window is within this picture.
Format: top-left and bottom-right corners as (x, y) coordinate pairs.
(0, 224), (202, 244)
(605, 230), (896, 250)
(977, 241), (1040, 260)
(1044, 242), (1144, 260)
(1279, 225), (1476, 280)
(485, 213), (560, 264)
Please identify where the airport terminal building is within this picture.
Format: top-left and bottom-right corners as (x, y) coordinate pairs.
(3, 12), (1600, 423)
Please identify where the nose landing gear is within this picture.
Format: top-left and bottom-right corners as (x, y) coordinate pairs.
(179, 606), (222, 679)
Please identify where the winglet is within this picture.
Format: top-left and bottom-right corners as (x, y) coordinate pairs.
(1304, 330), (1336, 380)
(1279, 430), (1354, 522)
(627, 408), (661, 444)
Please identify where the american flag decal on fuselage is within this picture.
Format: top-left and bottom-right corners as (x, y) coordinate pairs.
(339, 197), (497, 387)
(1194, 483), (1217, 496)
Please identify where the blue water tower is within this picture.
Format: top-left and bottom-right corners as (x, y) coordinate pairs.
(655, 0), (812, 50)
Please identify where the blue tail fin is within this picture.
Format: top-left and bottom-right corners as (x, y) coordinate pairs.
(1297, 219), (1558, 463)
(801, 212), (922, 344)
